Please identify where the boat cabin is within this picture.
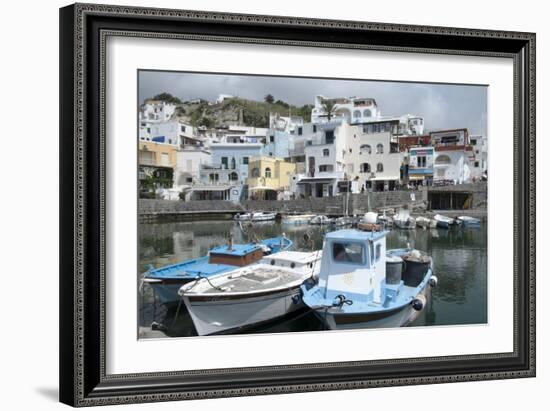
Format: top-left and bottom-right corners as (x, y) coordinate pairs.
(317, 229), (388, 303)
(208, 244), (264, 267)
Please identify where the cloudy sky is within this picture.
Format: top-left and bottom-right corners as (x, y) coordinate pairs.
(139, 70), (487, 136)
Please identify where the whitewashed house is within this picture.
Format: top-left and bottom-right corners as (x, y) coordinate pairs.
(430, 128), (474, 184)
(191, 142), (264, 202)
(469, 135), (488, 181)
(139, 101), (179, 145)
(175, 148), (211, 186)
(344, 121), (402, 191)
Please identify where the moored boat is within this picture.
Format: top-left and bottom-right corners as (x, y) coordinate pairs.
(433, 214), (455, 229)
(281, 214), (317, 225)
(309, 215), (334, 225)
(416, 216), (431, 229)
(300, 228), (436, 330)
(179, 251), (322, 335)
(456, 216), (481, 227)
(142, 236), (293, 307)
(393, 209), (416, 229)
(234, 211), (277, 222)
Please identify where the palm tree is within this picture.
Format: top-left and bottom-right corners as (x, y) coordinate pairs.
(321, 100), (337, 121)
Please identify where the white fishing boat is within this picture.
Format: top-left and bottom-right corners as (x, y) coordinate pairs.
(309, 215), (334, 225)
(281, 214), (317, 225)
(234, 211), (277, 222)
(433, 214), (455, 229)
(301, 228), (437, 330)
(377, 211), (394, 228)
(179, 251), (322, 335)
(334, 216), (355, 227)
(429, 219), (438, 228)
(416, 216), (431, 229)
(393, 209), (416, 229)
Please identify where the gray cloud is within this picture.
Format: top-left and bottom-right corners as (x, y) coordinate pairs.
(139, 70), (487, 136)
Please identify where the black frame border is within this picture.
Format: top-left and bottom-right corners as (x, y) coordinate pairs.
(60, 3), (536, 407)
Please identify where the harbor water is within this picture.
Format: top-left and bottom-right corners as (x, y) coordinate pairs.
(139, 220), (487, 337)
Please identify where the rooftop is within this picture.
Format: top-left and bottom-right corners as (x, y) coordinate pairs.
(326, 229), (389, 242)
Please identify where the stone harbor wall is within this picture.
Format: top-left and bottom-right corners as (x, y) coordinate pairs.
(139, 190), (428, 222)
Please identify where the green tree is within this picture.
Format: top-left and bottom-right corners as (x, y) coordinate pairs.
(264, 94), (275, 104)
(152, 92), (182, 105)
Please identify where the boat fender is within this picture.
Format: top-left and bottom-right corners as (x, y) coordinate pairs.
(411, 295), (427, 311)
(291, 294), (301, 305)
(429, 276), (438, 287)
(333, 294), (353, 308)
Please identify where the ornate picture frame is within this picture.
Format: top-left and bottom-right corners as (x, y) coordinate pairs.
(59, 3), (535, 406)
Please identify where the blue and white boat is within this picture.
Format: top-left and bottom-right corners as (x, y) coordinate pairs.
(456, 216), (481, 227)
(142, 236), (293, 306)
(300, 228), (437, 330)
(433, 214), (455, 229)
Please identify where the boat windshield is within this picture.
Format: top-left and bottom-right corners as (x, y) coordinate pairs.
(332, 242), (365, 265)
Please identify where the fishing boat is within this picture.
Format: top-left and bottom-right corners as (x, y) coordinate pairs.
(393, 209), (416, 229)
(377, 212), (394, 228)
(142, 235), (293, 306)
(433, 214), (455, 229)
(234, 211), (277, 222)
(281, 214), (317, 225)
(416, 216), (431, 229)
(179, 251), (322, 335)
(456, 216), (481, 227)
(300, 228), (437, 330)
(309, 215), (334, 225)
(334, 216), (355, 227)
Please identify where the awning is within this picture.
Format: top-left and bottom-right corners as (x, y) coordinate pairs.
(297, 178), (336, 184)
(368, 176), (399, 181)
(409, 175), (429, 181)
(189, 185), (234, 192)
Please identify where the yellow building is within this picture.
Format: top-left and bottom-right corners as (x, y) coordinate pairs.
(138, 141), (178, 192)
(247, 156), (296, 200)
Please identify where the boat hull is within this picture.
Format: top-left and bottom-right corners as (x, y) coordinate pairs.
(312, 286), (430, 330)
(183, 288), (304, 336)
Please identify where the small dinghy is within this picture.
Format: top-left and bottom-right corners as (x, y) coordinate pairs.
(281, 214), (317, 225)
(300, 228), (436, 330)
(416, 216), (431, 229)
(234, 211), (277, 222)
(393, 209), (416, 229)
(456, 216), (481, 227)
(309, 215), (334, 225)
(433, 214), (455, 229)
(142, 235), (293, 307)
(179, 251), (322, 335)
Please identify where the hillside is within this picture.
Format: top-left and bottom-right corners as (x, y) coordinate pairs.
(147, 93), (313, 128)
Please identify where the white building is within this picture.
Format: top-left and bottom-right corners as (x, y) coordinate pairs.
(140, 100), (176, 122)
(175, 148), (211, 186)
(216, 94), (235, 104)
(311, 95), (424, 136)
(311, 95), (380, 124)
(190, 142), (264, 202)
(469, 135), (488, 181)
(430, 129), (474, 184)
(344, 122), (402, 191)
(139, 101), (179, 145)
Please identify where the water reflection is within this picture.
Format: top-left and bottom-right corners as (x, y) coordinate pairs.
(139, 220), (487, 337)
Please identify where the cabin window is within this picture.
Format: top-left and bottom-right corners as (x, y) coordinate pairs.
(375, 244), (382, 262)
(332, 242), (365, 264)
